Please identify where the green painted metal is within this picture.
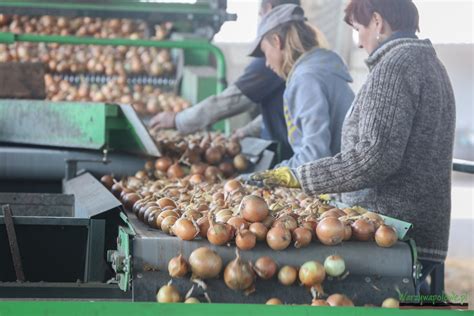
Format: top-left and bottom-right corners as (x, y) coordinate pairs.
(0, 100), (153, 154)
(0, 32), (226, 95)
(0, 301), (468, 316)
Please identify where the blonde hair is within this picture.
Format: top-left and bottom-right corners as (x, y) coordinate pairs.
(265, 21), (329, 79)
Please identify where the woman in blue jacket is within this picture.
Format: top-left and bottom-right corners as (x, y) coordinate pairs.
(249, 4), (354, 168)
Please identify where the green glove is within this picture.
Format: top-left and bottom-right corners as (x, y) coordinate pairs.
(251, 167), (301, 188)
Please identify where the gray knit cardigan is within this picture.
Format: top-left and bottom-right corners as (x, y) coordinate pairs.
(296, 39), (456, 263)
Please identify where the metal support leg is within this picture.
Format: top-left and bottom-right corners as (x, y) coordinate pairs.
(430, 263), (445, 295)
(2, 204), (25, 282)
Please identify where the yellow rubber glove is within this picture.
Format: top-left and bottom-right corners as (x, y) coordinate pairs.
(251, 167), (301, 188)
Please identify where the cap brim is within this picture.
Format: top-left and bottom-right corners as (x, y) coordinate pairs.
(248, 36), (264, 57)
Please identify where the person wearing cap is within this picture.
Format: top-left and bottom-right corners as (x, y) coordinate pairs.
(249, 4), (354, 168)
(149, 0), (300, 163)
(253, 0), (455, 294)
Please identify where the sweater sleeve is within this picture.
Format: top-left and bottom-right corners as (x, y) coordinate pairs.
(175, 84), (257, 135)
(296, 55), (420, 195)
(277, 74), (332, 169)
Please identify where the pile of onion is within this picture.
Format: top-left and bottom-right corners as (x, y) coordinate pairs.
(351, 218), (375, 241)
(172, 218), (199, 241)
(266, 226), (291, 250)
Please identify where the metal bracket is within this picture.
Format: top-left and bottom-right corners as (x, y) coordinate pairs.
(106, 225), (134, 292)
(2, 204), (25, 282)
(65, 149), (111, 180)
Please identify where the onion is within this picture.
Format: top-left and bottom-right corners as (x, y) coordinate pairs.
(315, 217), (345, 246)
(196, 217), (210, 238)
(299, 261), (325, 286)
(161, 216), (178, 235)
(205, 166), (223, 182)
(189, 247), (222, 279)
(190, 162), (208, 175)
(273, 215), (298, 232)
(182, 210), (202, 221)
(168, 254), (189, 278)
(207, 220), (231, 246)
(156, 283), (181, 303)
(278, 266), (297, 286)
(185, 297), (200, 304)
(226, 141), (241, 157)
(233, 154), (249, 171)
(215, 209), (233, 223)
(362, 211), (385, 229)
(224, 179), (243, 195)
(292, 227), (312, 248)
(157, 198), (177, 209)
(236, 229), (256, 251)
(155, 210), (180, 229)
(240, 195), (269, 223)
(110, 182), (123, 198)
(324, 255), (345, 277)
(320, 208), (346, 219)
(266, 298), (283, 305)
(351, 218), (375, 241)
(227, 217), (249, 231)
(143, 206), (161, 223)
(219, 162), (235, 178)
(266, 226), (291, 250)
(148, 210), (162, 228)
(311, 299), (330, 306)
(123, 193), (140, 211)
(167, 163), (185, 179)
(189, 174), (205, 185)
(254, 256), (277, 280)
(375, 225), (398, 248)
(382, 298), (399, 308)
(100, 175), (114, 189)
(249, 222), (268, 241)
(205, 147), (223, 165)
(326, 294), (354, 307)
(155, 157), (173, 172)
(224, 250), (255, 291)
(172, 218), (199, 241)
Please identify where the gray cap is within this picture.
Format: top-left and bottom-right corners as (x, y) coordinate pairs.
(249, 4), (306, 57)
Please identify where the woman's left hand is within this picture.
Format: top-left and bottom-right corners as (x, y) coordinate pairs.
(251, 167), (301, 188)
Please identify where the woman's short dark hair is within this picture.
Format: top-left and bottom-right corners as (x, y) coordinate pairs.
(344, 0), (420, 32)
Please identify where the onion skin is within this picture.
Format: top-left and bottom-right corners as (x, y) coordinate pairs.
(236, 229), (256, 251)
(316, 217), (345, 246)
(299, 261), (326, 286)
(161, 216), (178, 235)
(375, 225), (398, 248)
(223, 251), (255, 291)
(196, 217), (210, 238)
(278, 265), (297, 286)
(157, 197), (177, 209)
(227, 217), (249, 231)
(326, 294), (354, 307)
(188, 247), (223, 279)
(343, 224), (352, 241)
(240, 195), (269, 223)
(100, 175), (114, 189)
(224, 179), (243, 194)
(266, 226), (291, 250)
(156, 284), (181, 303)
(323, 255), (345, 277)
(266, 298), (283, 305)
(292, 227), (312, 248)
(351, 218), (375, 241)
(167, 163), (185, 179)
(273, 215), (298, 232)
(168, 254), (189, 278)
(249, 222), (268, 241)
(254, 256), (277, 280)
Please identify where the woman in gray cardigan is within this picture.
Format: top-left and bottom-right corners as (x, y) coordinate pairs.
(253, 0), (456, 293)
